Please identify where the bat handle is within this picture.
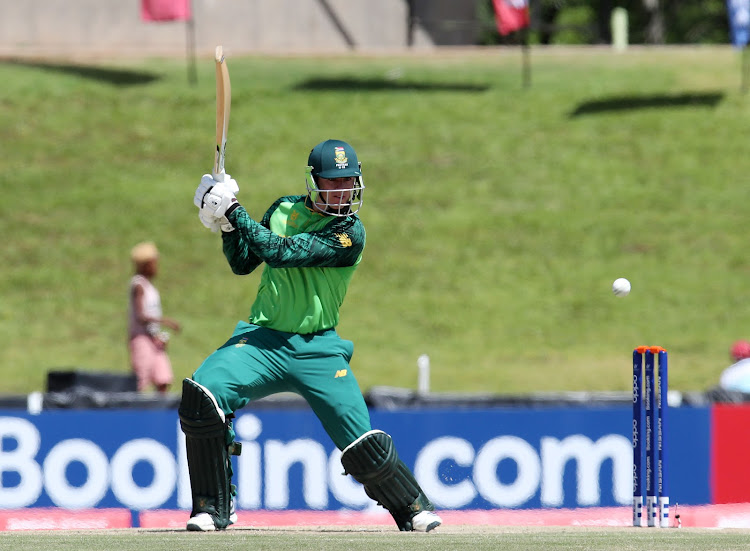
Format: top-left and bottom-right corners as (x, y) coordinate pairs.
(213, 142), (226, 182)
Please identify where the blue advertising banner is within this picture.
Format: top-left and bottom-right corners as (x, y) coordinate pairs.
(0, 406), (711, 512)
(728, 0), (750, 47)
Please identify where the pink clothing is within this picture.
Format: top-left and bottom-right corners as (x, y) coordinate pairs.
(128, 274), (172, 391)
(129, 334), (173, 391)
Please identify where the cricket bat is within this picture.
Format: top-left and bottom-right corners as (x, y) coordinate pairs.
(213, 45), (231, 183)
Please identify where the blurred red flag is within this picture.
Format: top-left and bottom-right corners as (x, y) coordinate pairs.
(141, 0), (191, 22)
(492, 0), (530, 35)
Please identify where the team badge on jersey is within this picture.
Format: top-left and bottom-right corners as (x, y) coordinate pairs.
(334, 146), (349, 169)
(335, 233), (352, 247)
(288, 210), (299, 229)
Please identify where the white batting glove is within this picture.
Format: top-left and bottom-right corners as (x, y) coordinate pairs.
(197, 212), (235, 233)
(198, 210), (223, 233)
(194, 174), (239, 209)
(202, 181), (239, 219)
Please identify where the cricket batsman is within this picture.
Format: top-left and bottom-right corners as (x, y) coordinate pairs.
(179, 139), (442, 532)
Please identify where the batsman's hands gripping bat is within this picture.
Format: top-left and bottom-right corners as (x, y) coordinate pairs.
(213, 45), (231, 183)
(202, 181), (239, 219)
(194, 174), (239, 209)
(196, 174), (239, 232)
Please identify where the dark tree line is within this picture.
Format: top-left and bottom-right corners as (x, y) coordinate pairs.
(478, 0), (732, 45)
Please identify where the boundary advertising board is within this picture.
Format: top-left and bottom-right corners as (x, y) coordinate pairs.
(0, 406), (711, 512)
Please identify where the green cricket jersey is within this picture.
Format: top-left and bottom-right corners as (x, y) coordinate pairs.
(222, 195), (365, 334)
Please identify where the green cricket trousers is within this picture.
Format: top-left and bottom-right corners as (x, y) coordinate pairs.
(192, 321), (372, 450)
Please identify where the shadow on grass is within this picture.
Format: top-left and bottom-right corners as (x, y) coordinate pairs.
(293, 76), (490, 93)
(570, 92), (724, 117)
(2, 58), (159, 86)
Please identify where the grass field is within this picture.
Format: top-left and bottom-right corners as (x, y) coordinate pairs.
(4, 526), (750, 551)
(2, 46), (750, 396)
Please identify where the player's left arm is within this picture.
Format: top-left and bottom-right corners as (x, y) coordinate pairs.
(226, 206), (364, 269)
(220, 197), (284, 274)
(221, 226), (264, 275)
(194, 175), (263, 274)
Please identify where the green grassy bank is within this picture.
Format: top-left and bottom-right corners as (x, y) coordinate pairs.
(1, 47), (748, 395)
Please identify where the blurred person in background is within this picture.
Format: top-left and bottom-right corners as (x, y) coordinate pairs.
(128, 241), (181, 393)
(719, 340), (750, 393)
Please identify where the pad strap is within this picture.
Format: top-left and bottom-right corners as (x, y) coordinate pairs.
(341, 430), (435, 531)
(178, 378), (235, 529)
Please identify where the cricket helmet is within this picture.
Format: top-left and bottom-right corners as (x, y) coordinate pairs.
(306, 139), (364, 216)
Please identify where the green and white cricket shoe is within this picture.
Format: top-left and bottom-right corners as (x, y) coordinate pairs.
(186, 513), (216, 532)
(411, 511), (442, 532)
(230, 501), (237, 525)
(186, 509), (237, 531)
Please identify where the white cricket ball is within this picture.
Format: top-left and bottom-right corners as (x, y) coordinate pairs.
(612, 278), (631, 297)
